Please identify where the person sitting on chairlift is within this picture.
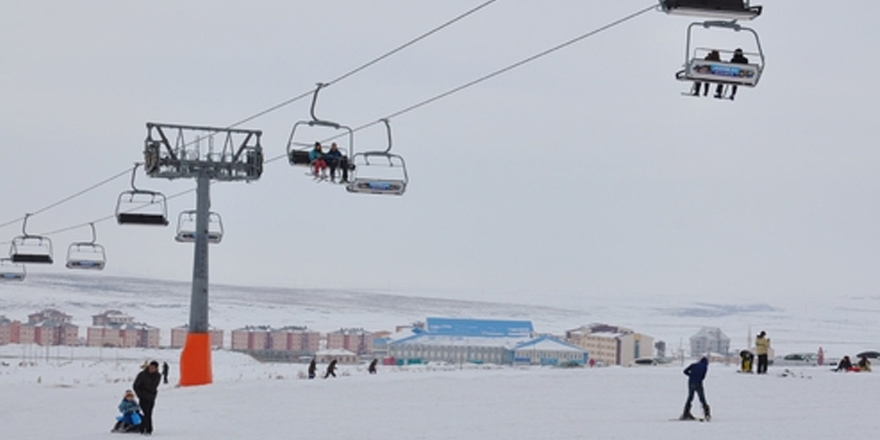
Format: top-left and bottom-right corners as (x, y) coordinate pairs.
(715, 48), (749, 101)
(692, 50), (721, 97)
(324, 142), (350, 183)
(309, 142), (328, 179)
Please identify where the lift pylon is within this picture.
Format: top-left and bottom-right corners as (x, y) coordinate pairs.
(141, 122), (263, 386)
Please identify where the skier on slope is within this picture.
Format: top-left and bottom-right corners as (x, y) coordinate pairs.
(680, 357), (711, 421)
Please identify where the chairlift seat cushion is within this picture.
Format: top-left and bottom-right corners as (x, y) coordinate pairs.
(289, 151), (311, 166)
(117, 213), (169, 226)
(11, 254), (53, 264)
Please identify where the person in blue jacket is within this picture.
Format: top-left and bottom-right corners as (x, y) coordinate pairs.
(111, 390), (143, 433)
(680, 357), (711, 420)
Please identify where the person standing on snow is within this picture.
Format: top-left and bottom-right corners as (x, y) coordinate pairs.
(368, 358), (378, 374)
(755, 331), (770, 374)
(133, 360), (162, 435)
(161, 362), (169, 385)
(680, 357), (711, 421)
(308, 358), (317, 379)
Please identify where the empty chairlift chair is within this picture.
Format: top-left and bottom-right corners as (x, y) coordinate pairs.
(116, 163), (170, 226)
(659, 0), (762, 20)
(346, 119), (408, 196)
(0, 258), (26, 281)
(175, 210), (224, 244)
(66, 223), (106, 270)
(9, 214), (53, 264)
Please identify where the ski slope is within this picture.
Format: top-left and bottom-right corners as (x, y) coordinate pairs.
(0, 349), (875, 439)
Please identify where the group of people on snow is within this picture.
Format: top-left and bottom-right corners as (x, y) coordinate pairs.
(112, 360), (164, 434)
(306, 357), (379, 379)
(834, 355), (872, 373)
(738, 330), (771, 374)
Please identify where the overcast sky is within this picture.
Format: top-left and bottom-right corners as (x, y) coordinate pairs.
(1, 1), (878, 307)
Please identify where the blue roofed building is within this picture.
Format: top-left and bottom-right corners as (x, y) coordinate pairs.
(388, 318), (588, 366)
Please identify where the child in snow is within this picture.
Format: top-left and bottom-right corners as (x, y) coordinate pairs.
(856, 356), (872, 372)
(111, 390), (143, 433)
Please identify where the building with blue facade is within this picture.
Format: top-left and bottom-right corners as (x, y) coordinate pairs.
(388, 317), (588, 366)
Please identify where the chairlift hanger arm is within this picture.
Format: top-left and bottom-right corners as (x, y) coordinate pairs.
(307, 82), (345, 129)
(381, 118), (393, 154)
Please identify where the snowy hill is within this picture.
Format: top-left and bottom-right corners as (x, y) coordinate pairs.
(2, 273), (879, 357)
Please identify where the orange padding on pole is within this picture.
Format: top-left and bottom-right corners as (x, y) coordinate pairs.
(179, 332), (213, 386)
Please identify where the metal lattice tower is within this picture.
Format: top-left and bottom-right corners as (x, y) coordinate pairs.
(144, 122), (263, 386)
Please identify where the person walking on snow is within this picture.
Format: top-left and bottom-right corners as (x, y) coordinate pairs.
(133, 360), (162, 435)
(680, 357), (711, 421)
(161, 362), (169, 385)
(755, 331), (770, 374)
(324, 359), (338, 378)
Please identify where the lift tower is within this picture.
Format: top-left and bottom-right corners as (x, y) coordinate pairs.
(143, 122), (263, 386)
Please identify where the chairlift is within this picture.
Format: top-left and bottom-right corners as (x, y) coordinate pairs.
(659, 0), (762, 21)
(346, 119), (408, 196)
(9, 214), (54, 264)
(286, 83), (355, 181)
(0, 258), (26, 281)
(175, 210), (224, 244)
(116, 163), (169, 226)
(675, 20), (765, 94)
(66, 223), (106, 270)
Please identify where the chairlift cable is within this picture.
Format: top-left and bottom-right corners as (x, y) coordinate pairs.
(7, 3), (654, 239)
(0, 1), (499, 231)
(266, 3), (658, 162)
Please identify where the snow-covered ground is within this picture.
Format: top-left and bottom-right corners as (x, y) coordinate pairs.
(0, 347), (875, 439)
(2, 273), (879, 438)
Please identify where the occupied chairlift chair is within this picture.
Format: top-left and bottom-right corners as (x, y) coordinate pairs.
(115, 163), (170, 226)
(286, 83), (355, 182)
(346, 119), (408, 196)
(9, 214), (54, 264)
(658, 0), (762, 20)
(675, 20), (765, 96)
(0, 258), (26, 281)
(175, 210), (224, 244)
(66, 223), (106, 270)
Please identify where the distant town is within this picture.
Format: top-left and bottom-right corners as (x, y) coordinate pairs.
(1, 308), (743, 367)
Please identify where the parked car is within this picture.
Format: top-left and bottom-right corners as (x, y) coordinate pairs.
(631, 357), (659, 366)
(774, 353), (821, 366)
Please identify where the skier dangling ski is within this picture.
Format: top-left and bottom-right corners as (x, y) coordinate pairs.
(679, 356), (711, 421)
